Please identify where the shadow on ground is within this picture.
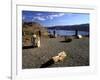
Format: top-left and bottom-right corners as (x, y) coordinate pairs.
(60, 40), (72, 43)
(40, 59), (54, 68)
(22, 46), (37, 49)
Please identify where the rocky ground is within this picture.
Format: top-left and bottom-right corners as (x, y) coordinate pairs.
(22, 37), (89, 69)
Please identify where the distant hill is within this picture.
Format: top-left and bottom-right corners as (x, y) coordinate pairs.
(46, 24), (89, 32)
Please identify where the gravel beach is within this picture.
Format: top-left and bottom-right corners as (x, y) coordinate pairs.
(22, 37), (89, 69)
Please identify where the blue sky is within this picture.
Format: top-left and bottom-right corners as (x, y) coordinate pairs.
(22, 11), (89, 27)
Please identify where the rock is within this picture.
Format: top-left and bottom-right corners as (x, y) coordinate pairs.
(77, 35), (82, 39)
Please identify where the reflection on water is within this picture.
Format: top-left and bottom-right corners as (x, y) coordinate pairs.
(48, 30), (89, 36)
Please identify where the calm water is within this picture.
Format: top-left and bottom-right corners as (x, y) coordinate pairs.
(48, 30), (89, 36)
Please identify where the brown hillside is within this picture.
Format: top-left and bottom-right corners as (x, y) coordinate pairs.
(22, 22), (49, 37)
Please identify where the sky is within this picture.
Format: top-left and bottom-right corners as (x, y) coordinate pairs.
(22, 11), (89, 27)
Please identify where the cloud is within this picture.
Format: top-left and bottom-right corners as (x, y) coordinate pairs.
(48, 13), (65, 20)
(36, 13), (43, 16)
(58, 13), (65, 16)
(22, 16), (25, 20)
(32, 13), (65, 21)
(33, 16), (46, 21)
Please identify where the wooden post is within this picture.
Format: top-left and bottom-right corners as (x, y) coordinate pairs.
(38, 31), (41, 37)
(53, 30), (56, 37)
(75, 30), (78, 37)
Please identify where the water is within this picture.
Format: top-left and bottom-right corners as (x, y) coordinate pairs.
(48, 30), (89, 36)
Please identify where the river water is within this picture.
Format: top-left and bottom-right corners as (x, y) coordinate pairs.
(48, 30), (89, 36)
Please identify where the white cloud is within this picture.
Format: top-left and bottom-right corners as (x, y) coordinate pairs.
(33, 16), (46, 21)
(22, 16), (25, 20)
(32, 13), (65, 21)
(48, 13), (65, 20)
(36, 13), (43, 16)
(58, 13), (65, 16)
